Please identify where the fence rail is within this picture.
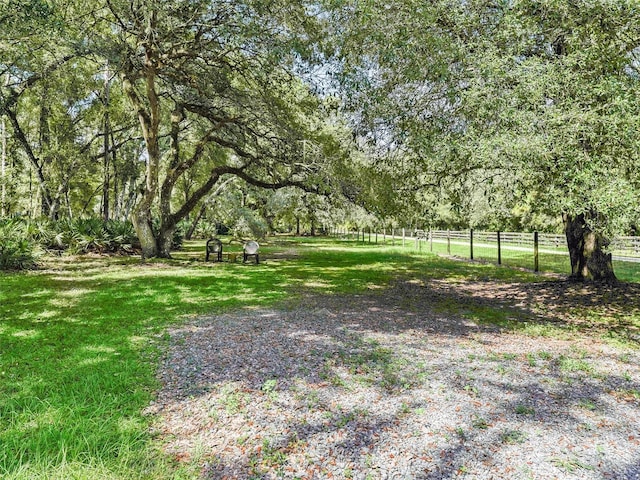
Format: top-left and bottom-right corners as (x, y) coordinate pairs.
(329, 227), (640, 281)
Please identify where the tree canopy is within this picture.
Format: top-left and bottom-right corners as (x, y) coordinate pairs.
(1, 0), (352, 257)
(327, 0), (640, 280)
(2, 0), (640, 280)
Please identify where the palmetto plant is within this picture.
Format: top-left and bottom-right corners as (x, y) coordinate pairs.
(0, 217), (141, 266)
(104, 219), (138, 249)
(64, 218), (139, 254)
(0, 218), (38, 270)
(66, 218), (110, 253)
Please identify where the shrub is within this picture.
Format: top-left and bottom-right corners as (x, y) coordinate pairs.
(105, 219), (138, 252)
(1, 216), (142, 258)
(24, 218), (61, 248)
(192, 219), (219, 239)
(25, 217), (139, 255)
(0, 219), (38, 270)
(64, 218), (140, 254)
(172, 220), (190, 250)
(67, 218), (110, 253)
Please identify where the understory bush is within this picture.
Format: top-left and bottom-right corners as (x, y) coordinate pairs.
(192, 219), (221, 239)
(58, 218), (139, 253)
(27, 218), (138, 254)
(0, 219), (38, 270)
(172, 220), (190, 250)
(0, 217), (140, 266)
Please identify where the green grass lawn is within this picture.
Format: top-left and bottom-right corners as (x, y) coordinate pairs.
(0, 236), (637, 479)
(365, 236), (640, 282)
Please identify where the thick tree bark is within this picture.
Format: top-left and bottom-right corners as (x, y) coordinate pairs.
(1, 105), (6, 217)
(563, 213), (616, 282)
(133, 210), (157, 259)
(157, 226), (175, 258)
(123, 20), (162, 257)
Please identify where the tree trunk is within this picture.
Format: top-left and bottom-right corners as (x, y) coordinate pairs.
(1, 103), (6, 217)
(123, 27), (162, 258)
(102, 65), (112, 222)
(133, 210), (157, 259)
(186, 202), (206, 240)
(4, 105), (56, 218)
(157, 227), (174, 258)
(563, 213), (616, 282)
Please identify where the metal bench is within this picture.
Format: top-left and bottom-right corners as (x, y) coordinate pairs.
(243, 240), (259, 264)
(205, 238), (223, 262)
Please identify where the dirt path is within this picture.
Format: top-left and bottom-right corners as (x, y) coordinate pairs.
(148, 279), (640, 479)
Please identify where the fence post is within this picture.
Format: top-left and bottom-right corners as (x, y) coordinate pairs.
(383, 227), (386, 243)
(534, 231), (539, 272)
(430, 229), (433, 252)
(392, 228), (395, 245)
(497, 231), (502, 265)
(470, 229), (474, 260)
(447, 230), (451, 255)
(402, 228), (405, 247)
(375, 230), (378, 244)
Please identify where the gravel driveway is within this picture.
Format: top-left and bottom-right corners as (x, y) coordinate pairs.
(148, 280), (640, 479)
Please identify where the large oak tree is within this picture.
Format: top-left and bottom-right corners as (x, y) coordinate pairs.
(95, 0), (344, 257)
(1, 0), (350, 258)
(328, 0), (640, 281)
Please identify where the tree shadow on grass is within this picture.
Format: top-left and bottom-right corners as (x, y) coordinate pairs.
(420, 276), (640, 340)
(0, 257), (299, 477)
(3, 241), (640, 478)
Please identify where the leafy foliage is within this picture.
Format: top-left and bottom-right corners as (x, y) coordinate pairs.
(326, 0), (640, 279)
(0, 217), (139, 265)
(0, 218), (37, 270)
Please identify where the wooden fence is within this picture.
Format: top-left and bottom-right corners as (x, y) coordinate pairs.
(329, 227), (640, 277)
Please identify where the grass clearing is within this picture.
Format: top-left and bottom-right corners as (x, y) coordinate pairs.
(1, 236), (639, 478)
